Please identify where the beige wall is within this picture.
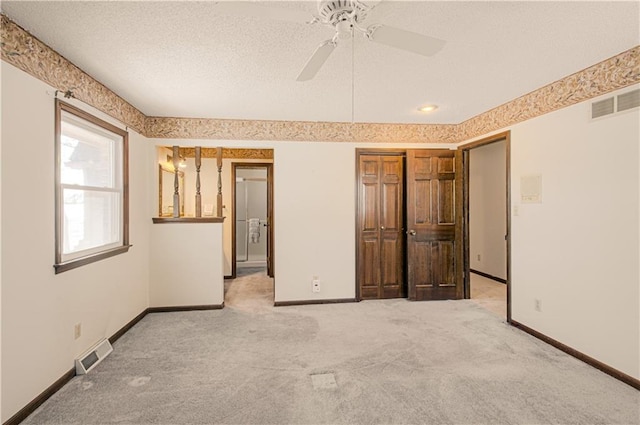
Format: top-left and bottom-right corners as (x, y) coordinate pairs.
(461, 84), (640, 379)
(152, 150), (274, 276)
(1, 62), (152, 422)
(149, 223), (223, 307)
(182, 157), (217, 218)
(150, 139), (453, 302)
(469, 140), (507, 279)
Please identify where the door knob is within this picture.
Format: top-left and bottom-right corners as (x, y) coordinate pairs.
(408, 230), (416, 236)
(380, 226), (385, 230)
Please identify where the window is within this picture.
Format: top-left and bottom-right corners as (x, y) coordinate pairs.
(54, 100), (129, 273)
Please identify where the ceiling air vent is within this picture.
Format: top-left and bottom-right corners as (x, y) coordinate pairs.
(591, 97), (614, 119)
(617, 89), (640, 112)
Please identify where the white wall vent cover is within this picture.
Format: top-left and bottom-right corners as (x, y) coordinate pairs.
(75, 339), (113, 375)
(617, 89), (640, 112)
(591, 97), (614, 119)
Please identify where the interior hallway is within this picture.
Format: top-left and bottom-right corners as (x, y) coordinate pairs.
(470, 272), (507, 318)
(224, 267), (274, 312)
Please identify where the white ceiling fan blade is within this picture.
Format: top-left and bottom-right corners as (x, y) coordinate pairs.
(296, 40), (337, 81)
(213, 2), (312, 24)
(368, 25), (445, 57)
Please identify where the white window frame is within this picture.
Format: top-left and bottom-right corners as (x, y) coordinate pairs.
(54, 100), (130, 273)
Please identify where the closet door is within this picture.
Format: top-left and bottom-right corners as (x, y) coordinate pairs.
(406, 149), (463, 300)
(357, 154), (405, 299)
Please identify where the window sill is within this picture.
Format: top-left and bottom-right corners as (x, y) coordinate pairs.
(54, 245), (132, 274)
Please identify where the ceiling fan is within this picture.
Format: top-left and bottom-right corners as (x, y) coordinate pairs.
(213, 0), (446, 81)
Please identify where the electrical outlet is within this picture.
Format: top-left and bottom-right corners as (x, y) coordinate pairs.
(477, 254), (481, 261)
(514, 205), (520, 216)
(534, 299), (542, 312)
(74, 323), (82, 340)
(312, 276), (321, 293)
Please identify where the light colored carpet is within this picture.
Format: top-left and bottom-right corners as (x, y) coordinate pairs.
(224, 267), (273, 314)
(470, 273), (507, 318)
(23, 299), (639, 424)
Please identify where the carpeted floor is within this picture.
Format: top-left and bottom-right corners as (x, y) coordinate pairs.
(470, 273), (506, 318)
(21, 294), (639, 424)
(224, 267), (273, 313)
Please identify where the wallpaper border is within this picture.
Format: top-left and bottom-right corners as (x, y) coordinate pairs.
(1, 14), (146, 134)
(2, 14), (638, 143)
(145, 117), (456, 144)
(178, 147), (274, 160)
(457, 45), (640, 142)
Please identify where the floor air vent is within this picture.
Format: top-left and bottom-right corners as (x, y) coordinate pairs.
(75, 339), (113, 375)
(591, 97), (614, 119)
(617, 89), (640, 112)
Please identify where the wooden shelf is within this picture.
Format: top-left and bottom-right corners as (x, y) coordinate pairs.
(152, 217), (225, 224)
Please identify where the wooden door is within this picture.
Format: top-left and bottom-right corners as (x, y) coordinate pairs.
(406, 149), (463, 300)
(357, 154), (405, 299)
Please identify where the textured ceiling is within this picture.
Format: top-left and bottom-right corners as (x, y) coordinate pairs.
(1, 1), (639, 124)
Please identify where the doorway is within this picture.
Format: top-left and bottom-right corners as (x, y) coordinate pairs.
(228, 162), (274, 308)
(355, 149), (463, 301)
(231, 163), (274, 278)
(461, 131), (511, 321)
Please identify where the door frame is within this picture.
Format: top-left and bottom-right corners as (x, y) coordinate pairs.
(231, 162), (274, 280)
(355, 148), (407, 301)
(460, 131), (512, 322)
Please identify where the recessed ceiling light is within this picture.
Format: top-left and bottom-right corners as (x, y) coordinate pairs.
(418, 105), (438, 113)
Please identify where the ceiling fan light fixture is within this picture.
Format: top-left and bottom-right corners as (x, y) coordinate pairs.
(418, 105), (438, 113)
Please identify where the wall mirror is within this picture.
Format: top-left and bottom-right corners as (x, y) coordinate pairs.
(159, 164), (184, 217)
